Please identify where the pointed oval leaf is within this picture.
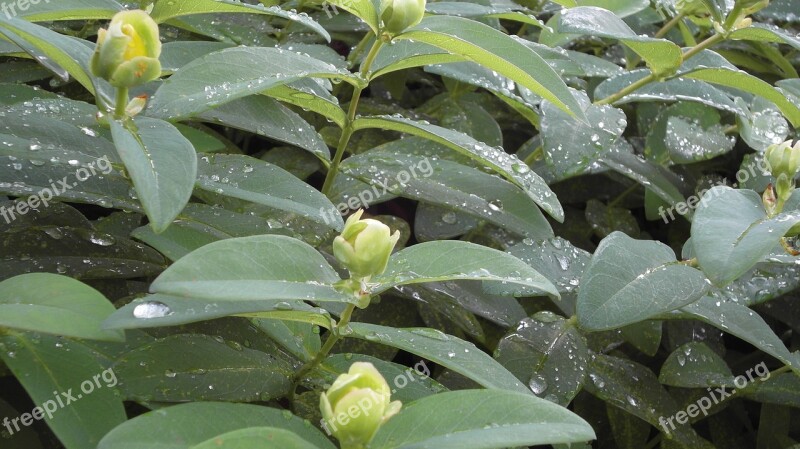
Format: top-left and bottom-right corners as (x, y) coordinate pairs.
(195, 153), (343, 230)
(691, 187), (800, 286)
(0, 273), (122, 341)
(352, 115), (564, 221)
(370, 390), (595, 449)
(577, 231), (710, 330)
(395, 15), (585, 120)
(97, 402), (336, 449)
(373, 240), (559, 298)
(348, 322), (531, 394)
(109, 117), (198, 233)
(148, 47), (352, 120)
(150, 235), (354, 303)
(0, 333), (127, 449)
(150, 0), (330, 40)
(191, 427), (322, 449)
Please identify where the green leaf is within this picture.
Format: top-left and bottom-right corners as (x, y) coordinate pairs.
(109, 117), (197, 233)
(265, 81), (347, 127)
(371, 40), (466, 79)
(691, 187), (800, 286)
(495, 312), (589, 405)
(323, 0), (379, 34)
(680, 296), (800, 373)
(730, 23), (800, 52)
(257, 318), (321, 362)
(352, 115), (564, 221)
(595, 71), (748, 116)
(198, 95), (330, 161)
(600, 148), (688, 210)
(507, 237), (591, 295)
(150, 235), (354, 303)
(586, 353), (713, 447)
(347, 323), (532, 394)
(395, 15), (585, 120)
(148, 47), (352, 120)
(373, 240), (559, 298)
(577, 231), (710, 330)
(659, 342), (734, 388)
(1, 225), (167, 282)
(540, 90), (626, 180)
(0, 17), (108, 99)
(103, 294), (333, 330)
(555, 7), (682, 76)
(369, 390), (595, 449)
(195, 153), (343, 230)
(113, 334), (293, 402)
(191, 427), (322, 449)
(338, 149), (554, 239)
(681, 68), (800, 127)
(150, 0), (330, 40)
(645, 102), (734, 164)
(97, 402), (336, 449)
(15, 0), (123, 21)
(0, 273), (122, 341)
(0, 333), (127, 449)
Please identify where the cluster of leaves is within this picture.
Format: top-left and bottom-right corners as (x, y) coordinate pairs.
(0, 0), (799, 448)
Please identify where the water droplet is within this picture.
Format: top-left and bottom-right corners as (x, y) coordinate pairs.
(133, 301), (173, 319)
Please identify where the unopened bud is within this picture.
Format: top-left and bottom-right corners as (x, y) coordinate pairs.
(320, 362), (402, 448)
(380, 0), (426, 36)
(91, 10), (162, 88)
(333, 210), (400, 280)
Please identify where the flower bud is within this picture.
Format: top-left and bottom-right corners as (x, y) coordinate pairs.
(91, 10), (162, 88)
(333, 210), (400, 280)
(320, 362), (402, 448)
(765, 140), (800, 181)
(380, 0), (426, 36)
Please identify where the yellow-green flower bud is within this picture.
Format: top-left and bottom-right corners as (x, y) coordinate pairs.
(333, 210), (400, 280)
(765, 140), (800, 181)
(320, 362), (402, 449)
(91, 10), (162, 88)
(380, 0), (426, 36)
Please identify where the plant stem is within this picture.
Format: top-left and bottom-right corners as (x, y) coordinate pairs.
(681, 32), (726, 60)
(293, 302), (358, 383)
(114, 87), (128, 118)
(321, 38), (384, 196)
(655, 13), (686, 38)
(594, 72), (657, 106)
(594, 32), (726, 106)
(608, 183), (639, 207)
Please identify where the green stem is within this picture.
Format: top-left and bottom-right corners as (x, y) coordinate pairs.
(655, 12), (686, 38)
(321, 38), (385, 196)
(114, 87), (128, 119)
(293, 302), (358, 383)
(595, 32), (726, 106)
(608, 183), (639, 207)
(594, 73), (657, 106)
(681, 32), (726, 60)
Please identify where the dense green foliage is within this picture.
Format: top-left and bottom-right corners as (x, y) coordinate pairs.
(0, 0), (799, 448)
